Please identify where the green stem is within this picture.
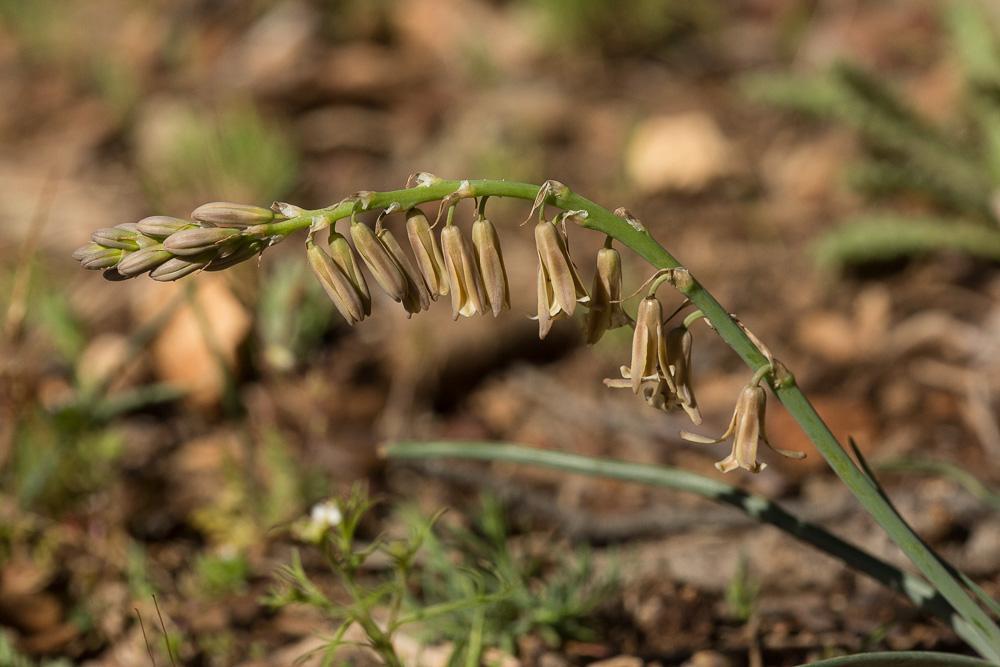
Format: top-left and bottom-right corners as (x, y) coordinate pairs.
(681, 309), (705, 330)
(803, 651), (996, 667)
(258, 179), (1000, 658)
(394, 592), (508, 628)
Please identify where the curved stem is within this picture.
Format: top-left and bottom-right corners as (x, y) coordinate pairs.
(258, 179), (1000, 658)
(803, 652), (996, 667)
(384, 441), (980, 651)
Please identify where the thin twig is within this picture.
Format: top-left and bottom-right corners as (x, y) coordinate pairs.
(135, 607), (157, 667)
(153, 594), (178, 667)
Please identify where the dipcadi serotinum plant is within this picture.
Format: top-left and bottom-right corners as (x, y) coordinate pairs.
(73, 174), (1000, 661)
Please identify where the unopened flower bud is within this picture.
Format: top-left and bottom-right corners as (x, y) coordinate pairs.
(441, 223), (486, 319)
(629, 297), (664, 394)
(136, 216), (192, 238)
(116, 246), (172, 276)
(377, 226), (430, 316)
(73, 243), (99, 262)
(585, 242), (630, 344)
(662, 326), (701, 424)
(329, 231), (371, 314)
(191, 201), (274, 228)
(91, 227), (140, 251)
(205, 242), (264, 272)
(307, 237), (368, 325)
(472, 216), (510, 317)
(533, 219), (589, 338)
(150, 257), (209, 282)
(163, 227), (241, 256)
(77, 244), (124, 270)
(350, 219), (406, 302)
(406, 208), (448, 298)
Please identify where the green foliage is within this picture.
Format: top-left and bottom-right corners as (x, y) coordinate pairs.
(7, 406), (124, 513)
(23, 266), (87, 363)
(190, 431), (318, 550)
(142, 104), (298, 207)
(267, 487), (612, 666)
(725, 554), (759, 623)
(877, 459), (1000, 512)
(525, 0), (718, 55)
(0, 0), (141, 114)
(267, 485), (435, 667)
(744, 2), (1000, 269)
(257, 261), (334, 371)
(195, 552), (251, 598)
(813, 216), (1000, 269)
(405, 495), (616, 663)
(0, 631), (73, 667)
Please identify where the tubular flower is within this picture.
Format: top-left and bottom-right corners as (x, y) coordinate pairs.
(350, 218), (406, 302)
(681, 383), (805, 473)
(472, 215), (510, 317)
(661, 326), (702, 425)
(441, 223), (486, 319)
(628, 296), (665, 394)
(377, 225), (431, 316)
(204, 242), (265, 272)
(533, 218), (589, 338)
(406, 208), (448, 299)
(307, 233), (370, 325)
(585, 241), (631, 344)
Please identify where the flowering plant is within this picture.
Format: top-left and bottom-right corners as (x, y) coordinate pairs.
(75, 175), (1000, 663)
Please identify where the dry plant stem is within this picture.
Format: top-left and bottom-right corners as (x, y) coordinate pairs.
(258, 180), (1000, 658)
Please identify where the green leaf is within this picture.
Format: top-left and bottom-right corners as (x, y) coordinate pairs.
(946, 2), (1000, 87)
(802, 651), (997, 667)
(813, 216), (1000, 268)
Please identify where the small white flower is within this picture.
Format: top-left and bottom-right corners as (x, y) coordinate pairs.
(309, 500), (343, 528)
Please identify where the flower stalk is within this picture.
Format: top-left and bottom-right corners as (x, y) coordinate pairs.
(74, 178), (1000, 658)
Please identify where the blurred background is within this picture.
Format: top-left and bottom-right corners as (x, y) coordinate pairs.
(2, 0), (1000, 665)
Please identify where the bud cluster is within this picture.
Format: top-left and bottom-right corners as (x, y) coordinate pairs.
(72, 202), (276, 281)
(307, 206), (515, 324)
(72, 188), (808, 475)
